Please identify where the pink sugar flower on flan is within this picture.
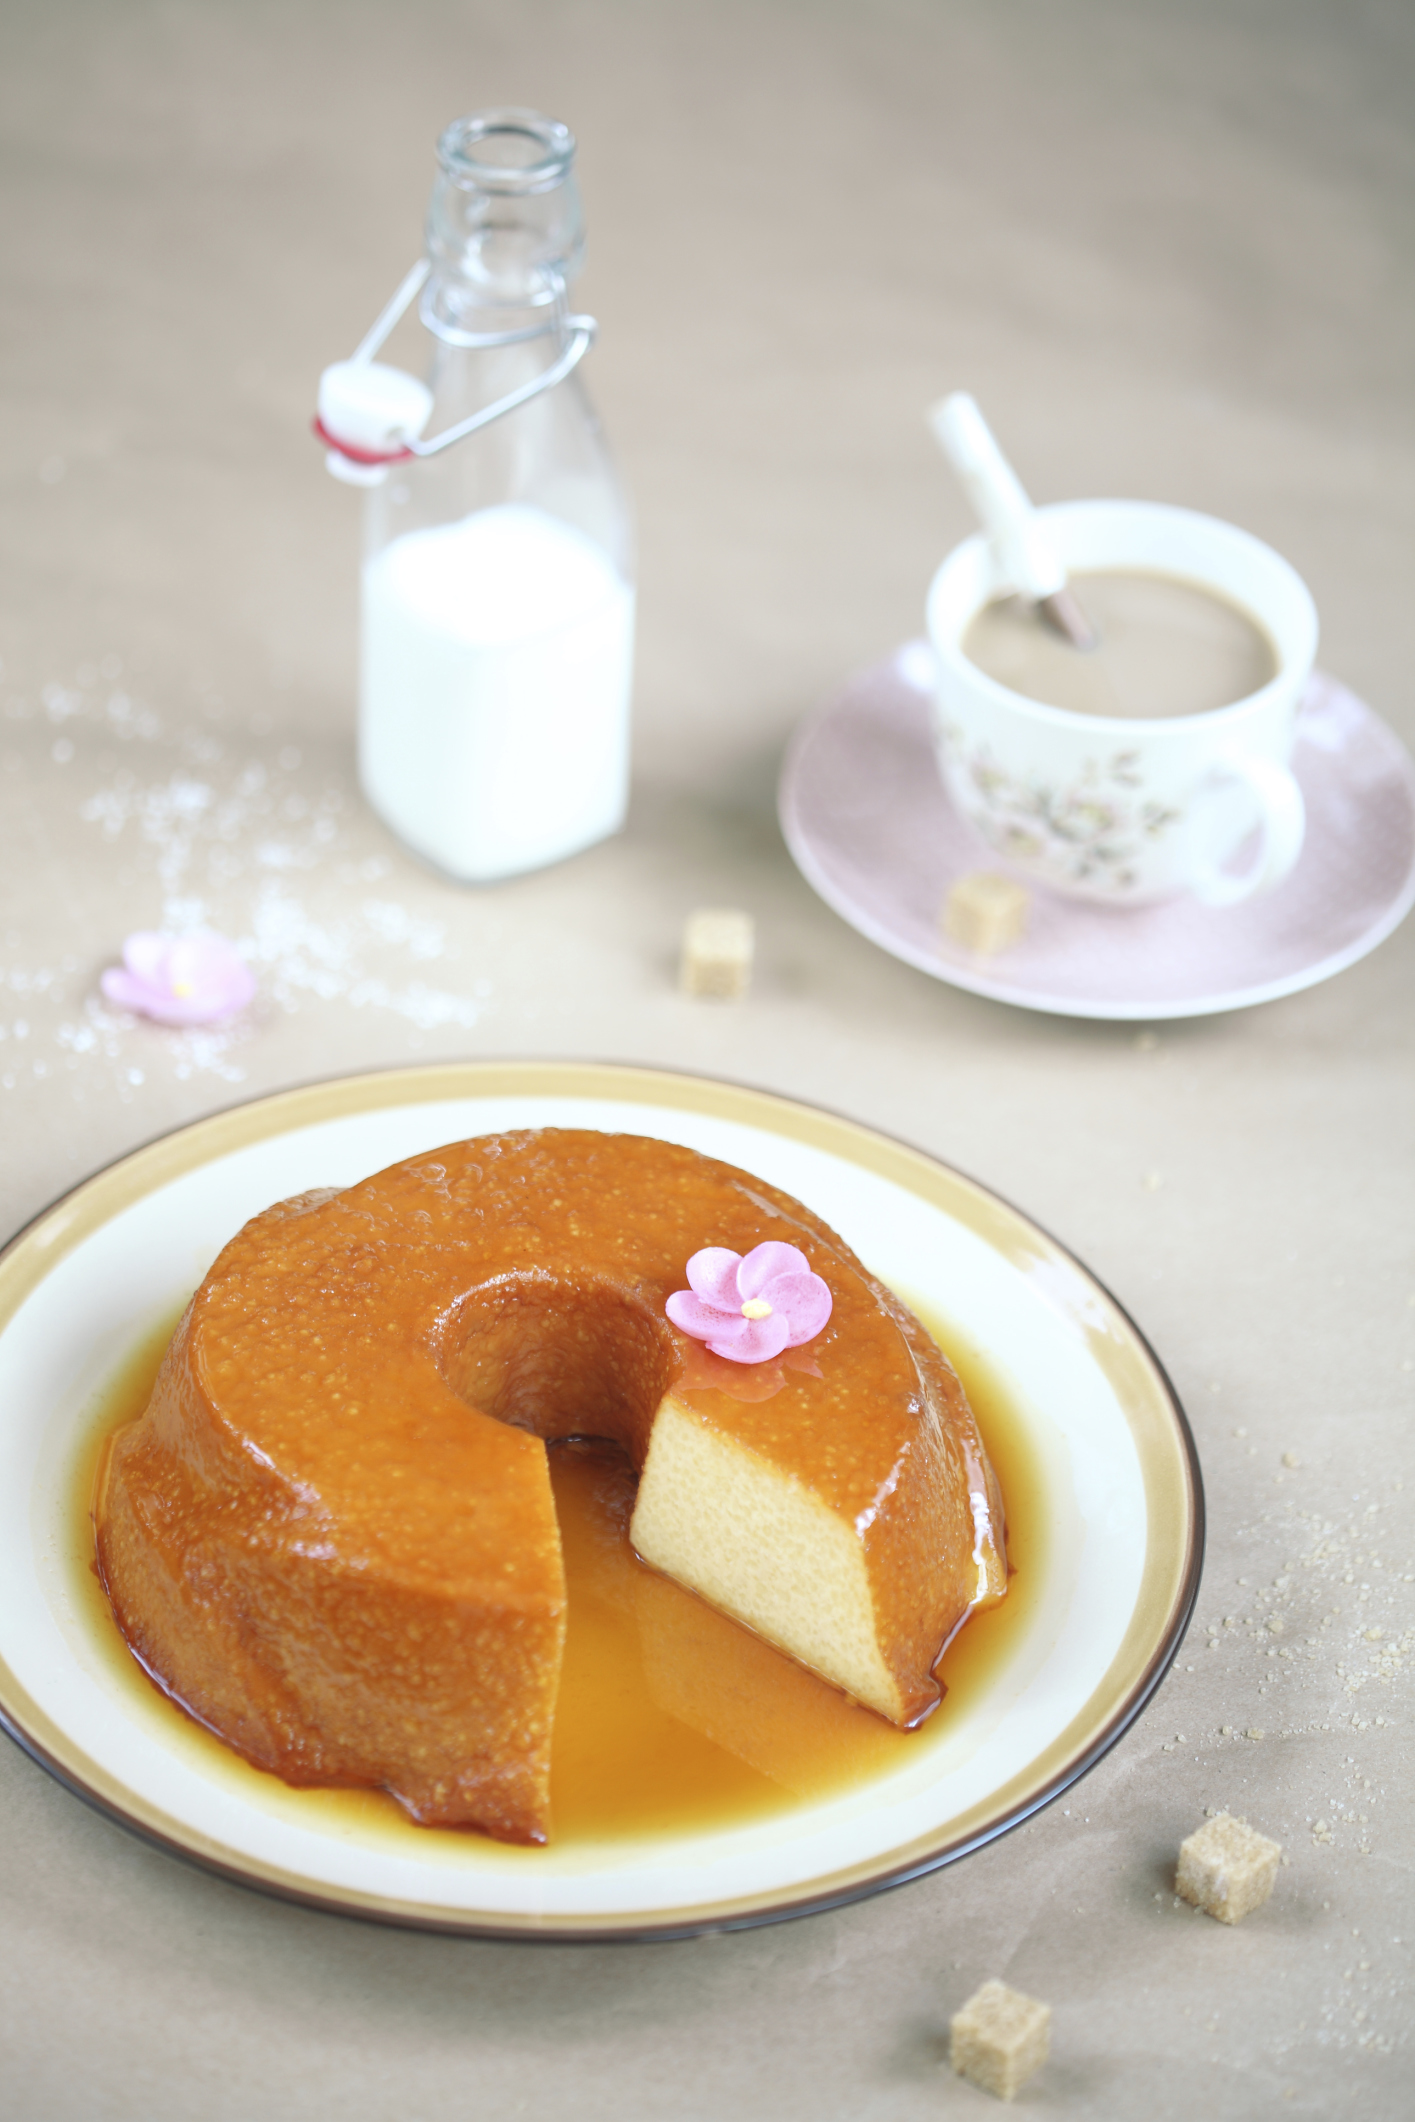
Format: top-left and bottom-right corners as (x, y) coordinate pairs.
(666, 1241), (832, 1364)
(101, 931), (256, 1026)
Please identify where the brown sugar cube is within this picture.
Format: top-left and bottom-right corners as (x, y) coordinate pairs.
(942, 872), (1029, 955)
(679, 908), (754, 999)
(1175, 1812), (1281, 1924)
(949, 1979), (1051, 2101)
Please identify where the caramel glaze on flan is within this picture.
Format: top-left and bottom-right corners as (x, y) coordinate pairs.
(96, 1130), (1007, 1844)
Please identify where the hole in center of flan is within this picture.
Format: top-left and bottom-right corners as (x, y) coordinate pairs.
(434, 1274), (676, 1463)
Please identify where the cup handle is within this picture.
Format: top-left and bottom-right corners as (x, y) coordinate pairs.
(1190, 755), (1306, 908)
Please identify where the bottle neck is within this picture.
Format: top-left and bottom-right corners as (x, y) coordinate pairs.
(422, 108), (583, 355)
(420, 271), (571, 355)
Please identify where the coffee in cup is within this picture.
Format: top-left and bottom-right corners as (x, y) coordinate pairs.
(926, 501), (1316, 907)
(961, 570), (1277, 721)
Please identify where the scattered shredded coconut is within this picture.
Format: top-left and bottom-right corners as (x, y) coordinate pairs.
(1, 657), (497, 1094)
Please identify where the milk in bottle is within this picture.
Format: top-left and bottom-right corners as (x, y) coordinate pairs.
(341, 109), (634, 882)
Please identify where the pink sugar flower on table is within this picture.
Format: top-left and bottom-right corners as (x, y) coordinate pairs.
(100, 932), (256, 1026)
(666, 1241), (832, 1364)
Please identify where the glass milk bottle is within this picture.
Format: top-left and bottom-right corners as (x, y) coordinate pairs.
(318, 110), (634, 882)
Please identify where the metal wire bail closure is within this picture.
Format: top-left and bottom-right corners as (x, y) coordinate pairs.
(314, 260), (597, 486)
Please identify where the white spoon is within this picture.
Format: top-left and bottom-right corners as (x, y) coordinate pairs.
(927, 391), (1096, 649)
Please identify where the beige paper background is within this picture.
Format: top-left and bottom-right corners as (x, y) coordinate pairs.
(0, 2), (1411, 2115)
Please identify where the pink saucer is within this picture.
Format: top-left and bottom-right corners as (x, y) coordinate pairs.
(779, 647), (1415, 1019)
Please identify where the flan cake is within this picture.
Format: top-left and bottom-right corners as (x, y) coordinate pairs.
(96, 1130), (1007, 1842)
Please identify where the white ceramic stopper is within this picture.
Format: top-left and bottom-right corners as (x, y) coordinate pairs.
(317, 361), (433, 484)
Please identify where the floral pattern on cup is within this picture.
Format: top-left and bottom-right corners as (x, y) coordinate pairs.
(942, 725), (1182, 892)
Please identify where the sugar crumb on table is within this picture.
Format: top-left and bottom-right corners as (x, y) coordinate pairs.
(679, 907), (754, 999)
(1176, 1812), (1281, 1924)
(949, 1979), (1050, 2101)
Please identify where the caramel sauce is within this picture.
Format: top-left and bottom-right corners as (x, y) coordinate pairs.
(74, 1301), (1043, 1851)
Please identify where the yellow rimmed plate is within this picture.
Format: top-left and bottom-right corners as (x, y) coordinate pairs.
(0, 1061), (1202, 1938)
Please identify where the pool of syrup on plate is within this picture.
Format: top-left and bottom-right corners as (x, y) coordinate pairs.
(73, 1305), (1044, 1849)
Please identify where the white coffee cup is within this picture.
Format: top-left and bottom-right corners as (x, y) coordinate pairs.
(925, 500), (1317, 906)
